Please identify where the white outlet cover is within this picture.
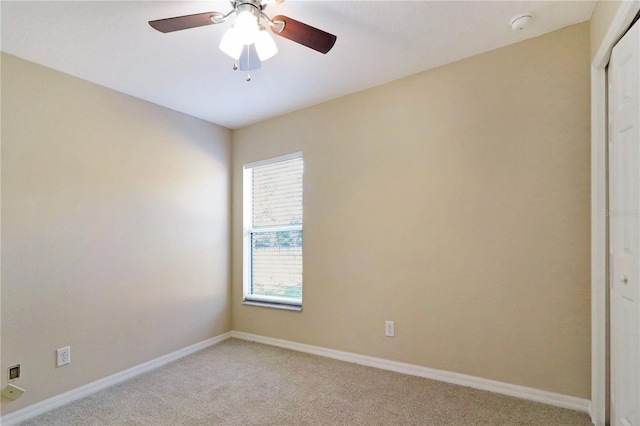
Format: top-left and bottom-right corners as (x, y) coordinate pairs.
(385, 321), (395, 337)
(57, 346), (71, 367)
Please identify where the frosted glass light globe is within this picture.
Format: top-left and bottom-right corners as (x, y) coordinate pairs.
(235, 10), (259, 45)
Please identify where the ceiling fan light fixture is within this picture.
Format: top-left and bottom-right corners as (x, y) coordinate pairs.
(219, 27), (243, 59)
(254, 26), (278, 60)
(234, 4), (260, 45)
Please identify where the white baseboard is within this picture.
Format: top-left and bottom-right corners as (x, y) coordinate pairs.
(2, 330), (591, 425)
(0, 332), (232, 426)
(230, 331), (591, 415)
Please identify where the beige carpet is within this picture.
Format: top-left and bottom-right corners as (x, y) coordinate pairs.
(20, 339), (592, 425)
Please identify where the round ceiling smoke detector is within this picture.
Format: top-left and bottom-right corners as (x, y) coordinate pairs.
(510, 14), (532, 31)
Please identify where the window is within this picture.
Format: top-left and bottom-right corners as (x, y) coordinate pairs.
(243, 152), (303, 310)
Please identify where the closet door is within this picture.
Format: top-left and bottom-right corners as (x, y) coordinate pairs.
(609, 18), (640, 426)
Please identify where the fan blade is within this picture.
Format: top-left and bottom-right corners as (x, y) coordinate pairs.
(270, 15), (336, 54)
(149, 11), (223, 33)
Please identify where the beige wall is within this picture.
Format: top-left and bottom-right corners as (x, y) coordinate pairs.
(590, 0), (622, 61)
(1, 53), (231, 413)
(232, 23), (591, 398)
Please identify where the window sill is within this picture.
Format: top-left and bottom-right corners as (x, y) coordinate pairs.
(242, 300), (303, 312)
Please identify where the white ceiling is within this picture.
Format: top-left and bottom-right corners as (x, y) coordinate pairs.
(1, 1), (595, 129)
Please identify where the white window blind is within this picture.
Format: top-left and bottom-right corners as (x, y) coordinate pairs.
(243, 153), (303, 307)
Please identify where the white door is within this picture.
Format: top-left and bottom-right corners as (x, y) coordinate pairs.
(609, 18), (640, 426)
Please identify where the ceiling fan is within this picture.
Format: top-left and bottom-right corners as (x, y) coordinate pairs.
(148, 0), (337, 79)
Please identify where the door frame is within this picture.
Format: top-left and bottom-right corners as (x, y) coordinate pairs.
(591, 2), (640, 425)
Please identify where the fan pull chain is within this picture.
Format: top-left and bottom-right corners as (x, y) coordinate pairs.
(231, 63), (251, 82)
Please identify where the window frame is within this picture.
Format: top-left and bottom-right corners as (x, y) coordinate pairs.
(242, 152), (303, 311)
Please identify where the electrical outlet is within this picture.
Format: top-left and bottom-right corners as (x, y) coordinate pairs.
(385, 320), (395, 337)
(57, 346), (70, 367)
